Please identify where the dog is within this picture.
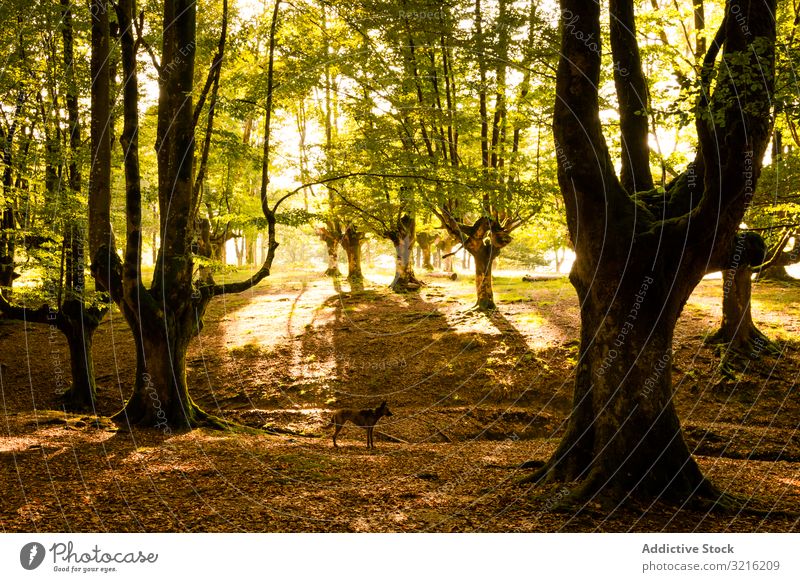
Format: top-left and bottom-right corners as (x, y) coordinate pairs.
(329, 401), (393, 448)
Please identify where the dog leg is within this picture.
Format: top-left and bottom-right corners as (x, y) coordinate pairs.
(333, 424), (342, 447)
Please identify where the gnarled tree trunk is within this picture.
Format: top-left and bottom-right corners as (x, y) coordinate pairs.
(341, 225), (363, 283)
(526, 0), (776, 507)
(708, 266), (774, 357)
(538, 266), (713, 502)
(416, 232), (436, 271)
(387, 214), (423, 292)
(470, 242), (496, 311)
(708, 232), (778, 367)
(318, 223), (342, 277)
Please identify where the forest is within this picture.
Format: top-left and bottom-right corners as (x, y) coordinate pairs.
(1, 0), (799, 533)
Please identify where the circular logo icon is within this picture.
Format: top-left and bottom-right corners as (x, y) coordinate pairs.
(20, 542), (46, 570)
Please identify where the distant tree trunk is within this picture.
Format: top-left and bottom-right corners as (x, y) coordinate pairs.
(325, 239), (339, 275)
(341, 225), (363, 283)
(436, 237), (454, 271)
(758, 231), (799, 281)
(364, 240), (373, 268)
(554, 246), (565, 273)
(445, 217), (513, 310)
(416, 232), (435, 271)
(59, 0), (106, 409)
(387, 214), (423, 292)
(246, 236), (255, 266)
(708, 266), (772, 354)
(234, 236), (244, 266)
(318, 223), (341, 277)
(706, 233), (778, 366)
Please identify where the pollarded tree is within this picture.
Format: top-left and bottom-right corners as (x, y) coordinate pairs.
(525, 0), (776, 505)
(91, 0), (286, 429)
(325, 0), (556, 305)
(393, 0), (556, 309)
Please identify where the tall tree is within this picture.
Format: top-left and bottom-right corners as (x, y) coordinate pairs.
(0, 1), (107, 409)
(92, 0), (285, 429)
(525, 0), (776, 504)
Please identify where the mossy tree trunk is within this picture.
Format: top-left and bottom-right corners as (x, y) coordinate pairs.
(341, 225), (364, 283)
(416, 232), (436, 271)
(534, 265), (716, 502)
(707, 232), (778, 369)
(527, 0), (776, 506)
(92, 0), (282, 430)
(387, 214), (424, 292)
(318, 222), (342, 277)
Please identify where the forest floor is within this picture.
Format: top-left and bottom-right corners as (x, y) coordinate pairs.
(2, 268), (800, 532)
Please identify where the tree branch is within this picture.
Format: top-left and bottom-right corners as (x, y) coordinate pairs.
(610, 0), (653, 193)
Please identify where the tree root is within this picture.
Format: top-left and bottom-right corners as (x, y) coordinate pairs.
(515, 461), (780, 515)
(706, 327), (781, 380)
(706, 327), (781, 359)
(111, 401), (262, 435)
(389, 275), (425, 293)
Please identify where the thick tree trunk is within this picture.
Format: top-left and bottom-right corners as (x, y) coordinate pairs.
(708, 266), (776, 359)
(59, 301), (103, 410)
(324, 238), (340, 277)
(471, 243), (497, 310)
(341, 226), (363, 283)
(318, 224), (341, 277)
(416, 232), (435, 271)
(538, 0), (776, 507)
(529, 269), (715, 504)
(388, 215), (423, 292)
(113, 319), (201, 430)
